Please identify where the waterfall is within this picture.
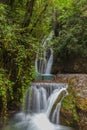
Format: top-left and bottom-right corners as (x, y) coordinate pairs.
(46, 88), (68, 123)
(23, 83), (68, 116)
(45, 48), (53, 74)
(35, 32), (54, 74)
(13, 83), (74, 130)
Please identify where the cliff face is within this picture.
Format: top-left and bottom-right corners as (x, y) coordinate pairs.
(52, 57), (87, 74)
(54, 74), (87, 130)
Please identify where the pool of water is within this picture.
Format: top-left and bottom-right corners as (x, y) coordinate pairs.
(1, 114), (75, 130)
(35, 74), (55, 80)
(2, 125), (75, 130)
(2, 124), (74, 130)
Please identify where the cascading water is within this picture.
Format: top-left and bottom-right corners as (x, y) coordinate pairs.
(12, 83), (74, 130)
(45, 48), (53, 74)
(23, 83), (68, 116)
(35, 32), (54, 75)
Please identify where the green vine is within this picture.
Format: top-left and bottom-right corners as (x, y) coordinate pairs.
(0, 69), (14, 121)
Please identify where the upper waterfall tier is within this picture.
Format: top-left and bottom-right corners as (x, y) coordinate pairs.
(35, 32), (54, 75)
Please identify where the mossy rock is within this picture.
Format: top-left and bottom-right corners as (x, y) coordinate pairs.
(76, 97), (87, 112)
(60, 93), (79, 125)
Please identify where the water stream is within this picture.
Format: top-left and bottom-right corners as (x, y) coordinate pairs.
(35, 31), (53, 75)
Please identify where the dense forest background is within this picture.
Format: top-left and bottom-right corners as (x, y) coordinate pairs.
(0, 0), (87, 124)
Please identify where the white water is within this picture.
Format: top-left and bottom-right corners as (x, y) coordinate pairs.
(46, 88), (68, 121)
(23, 83), (68, 116)
(35, 32), (53, 74)
(45, 48), (53, 74)
(12, 83), (74, 130)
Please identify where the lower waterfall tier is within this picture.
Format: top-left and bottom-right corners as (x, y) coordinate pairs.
(11, 83), (74, 130)
(23, 83), (68, 124)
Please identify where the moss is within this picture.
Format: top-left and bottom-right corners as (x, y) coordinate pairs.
(61, 83), (79, 122)
(62, 95), (78, 121)
(76, 97), (87, 112)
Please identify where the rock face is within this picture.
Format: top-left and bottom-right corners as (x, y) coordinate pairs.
(54, 74), (87, 130)
(52, 57), (87, 74)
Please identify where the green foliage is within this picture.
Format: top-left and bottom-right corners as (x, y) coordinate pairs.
(62, 83), (78, 122)
(54, 0), (87, 61)
(62, 94), (78, 121)
(0, 0), (54, 123)
(0, 68), (14, 121)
